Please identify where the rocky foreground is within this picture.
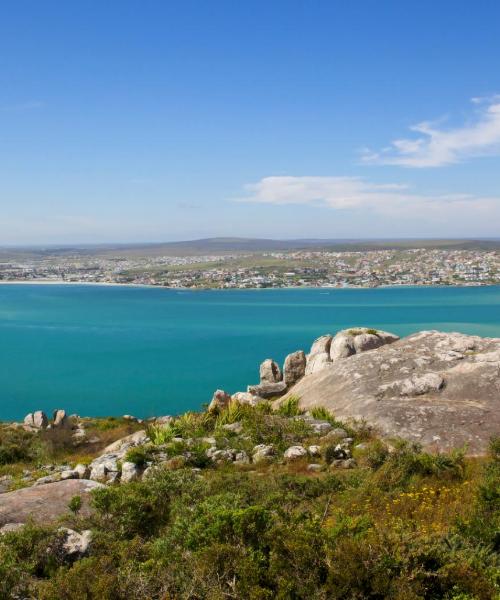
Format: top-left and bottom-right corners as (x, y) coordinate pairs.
(0, 329), (499, 598)
(219, 327), (500, 454)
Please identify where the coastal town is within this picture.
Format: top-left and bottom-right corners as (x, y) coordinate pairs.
(1, 247), (499, 288)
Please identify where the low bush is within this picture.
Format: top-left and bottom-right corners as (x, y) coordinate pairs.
(276, 396), (303, 417)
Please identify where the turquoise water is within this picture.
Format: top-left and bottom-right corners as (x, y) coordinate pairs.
(0, 284), (499, 421)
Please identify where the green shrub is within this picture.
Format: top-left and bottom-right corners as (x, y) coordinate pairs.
(146, 423), (180, 445)
(0, 428), (38, 465)
(375, 440), (466, 488)
(124, 445), (152, 467)
(276, 396), (303, 417)
(68, 495), (82, 514)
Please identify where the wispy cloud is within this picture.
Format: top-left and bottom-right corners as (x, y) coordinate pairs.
(362, 96), (500, 167)
(0, 100), (44, 112)
(238, 175), (500, 223)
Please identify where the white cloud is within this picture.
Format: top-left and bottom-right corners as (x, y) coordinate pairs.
(362, 96), (500, 167)
(238, 175), (500, 225)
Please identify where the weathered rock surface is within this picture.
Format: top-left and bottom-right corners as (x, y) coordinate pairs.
(53, 409), (69, 428)
(252, 444), (275, 464)
(23, 410), (48, 430)
(284, 445), (307, 461)
(61, 528), (93, 556)
(0, 479), (103, 526)
(309, 335), (333, 356)
(260, 359), (282, 383)
(247, 381), (287, 399)
(285, 331), (500, 454)
(305, 352), (332, 376)
(231, 391), (265, 406)
(283, 350), (306, 385)
(330, 328), (399, 361)
(88, 430), (148, 482)
(208, 389), (232, 412)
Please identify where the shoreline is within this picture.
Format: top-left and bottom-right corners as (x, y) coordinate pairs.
(0, 279), (497, 291)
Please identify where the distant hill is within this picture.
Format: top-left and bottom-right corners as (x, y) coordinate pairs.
(1, 237), (500, 259)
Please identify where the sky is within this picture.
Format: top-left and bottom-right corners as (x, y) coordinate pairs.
(1, 0), (500, 244)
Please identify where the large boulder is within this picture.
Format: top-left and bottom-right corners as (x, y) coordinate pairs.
(120, 461), (141, 483)
(305, 352), (332, 375)
(53, 409), (69, 428)
(23, 410), (48, 430)
(330, 328), (399, 360)
(208, 389), (232, 412)
(306, 335), (333, 375)
(282, 330), (500, 454)
(283, 351), (306, 386)
(309, 334), (333, 355)
(284, 445), (308, 461)
(330, 334), (356, 360)
(231, 391), (265, 406)
(247, 381), (287, 399)
(61, 528), (93, 557)
(0, 480), (103, 526)
(252, 444), (275, 464)
(259, 359), (282, 383)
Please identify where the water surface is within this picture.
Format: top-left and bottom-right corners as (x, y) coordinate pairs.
(1, 284), (499, 420)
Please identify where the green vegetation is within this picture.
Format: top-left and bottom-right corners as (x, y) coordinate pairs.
(0, 404), (498, 599)
(276, 395), (303, 417)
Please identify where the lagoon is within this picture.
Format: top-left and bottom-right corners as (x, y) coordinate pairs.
(1, 284), (499, 421)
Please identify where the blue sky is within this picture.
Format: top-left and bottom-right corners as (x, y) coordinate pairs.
(1, 0), (500, 244)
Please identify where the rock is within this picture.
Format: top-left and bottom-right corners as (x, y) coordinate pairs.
(330, 334), (356, 360)
(89, 464), (109, 482)
(232, 391), (265, 406)
(60, 470), (77, 480)
(208, 389), (232, 412)
(201, 436), (217, 446)
(207, 449), (234, 464)
(401, 373), (445, 396)
(252, 444), (275, 464)
(155, 415), (173, 425)
(331, 458), (356, 469)
(23, 410), (48, 429)
(33, 410), (48, 428)
(308, 445), (322, 457)
(0, 522), (24, 534)
(260, 359), (282, 383)
(35, 474), (60, 486)
(247, 381), (287, 399)
(72, 428), (86, 443)
(0, 479), (103, 526)
(101, 430), (148, 455)
(74, 464), (90, 479)
(284, 445), (308, 461)
(307, 463), (323, 473)
(123, 414), (138, 422)
(309, 334), (333, 356)
(0, 476), (13, 494)
(308, 420), (333, 435)
(234, 451), (250, 464)
(305, 352), (332, 375)
(285, 330), (500, 454)
(320, 428), (349, 442)
(53, 409), (69, 428)
(222, 422), (243, 434)
(283, 351), (306, 386)
(330, 328), (399, 360)
(61, 528), (92, 556)
(142, 466), (157, 480)
(121, 461), (140, 483)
